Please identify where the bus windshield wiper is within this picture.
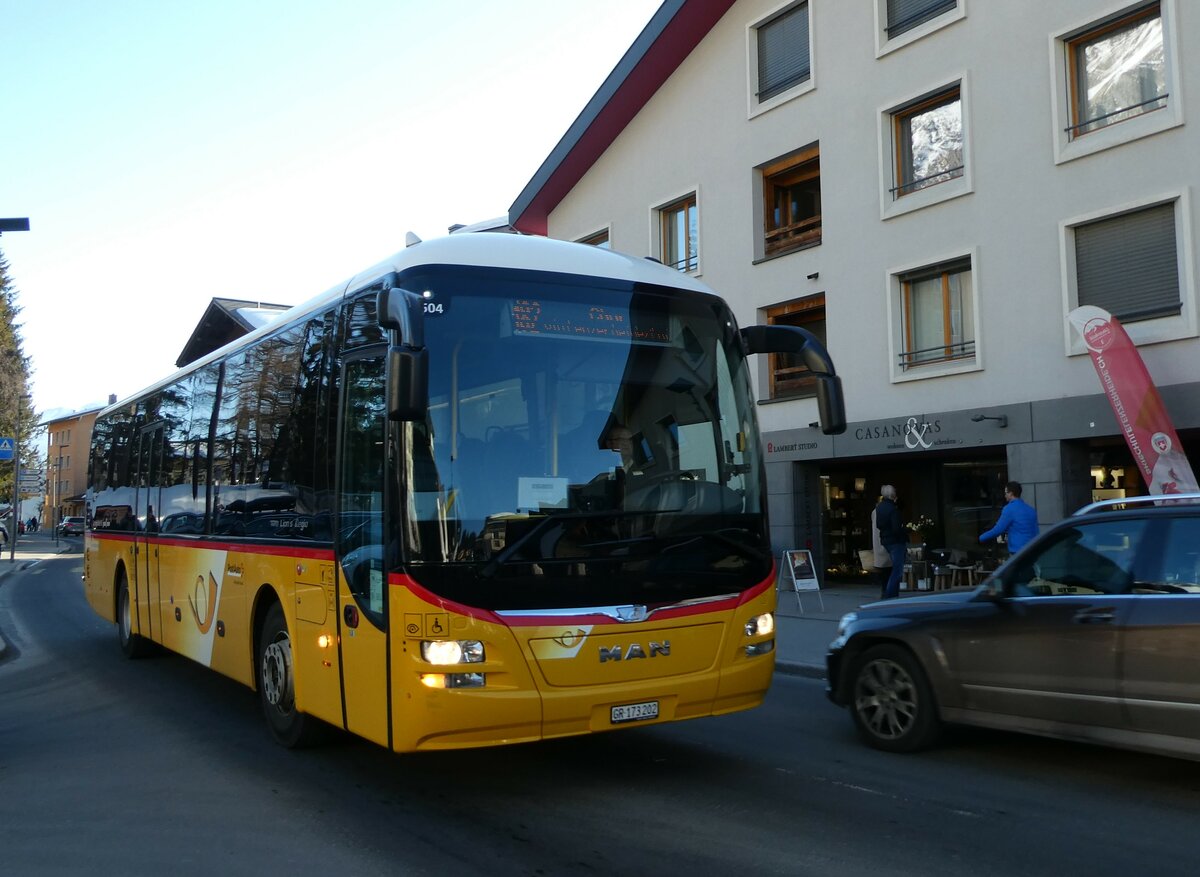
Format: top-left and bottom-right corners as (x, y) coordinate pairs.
(478, 511), (645, 578)
(658, 529), (770, 564)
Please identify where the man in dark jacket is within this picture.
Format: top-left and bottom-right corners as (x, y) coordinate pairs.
(875, 484), (907, 599)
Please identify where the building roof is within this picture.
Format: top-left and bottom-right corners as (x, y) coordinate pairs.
(175, 297), (291, 367)
(508, 0), (734, 235)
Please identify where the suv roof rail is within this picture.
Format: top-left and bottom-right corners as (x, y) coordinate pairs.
(1073, 493), (1200, 516)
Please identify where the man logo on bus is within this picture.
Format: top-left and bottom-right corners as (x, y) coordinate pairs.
(599, 641), (671, 662)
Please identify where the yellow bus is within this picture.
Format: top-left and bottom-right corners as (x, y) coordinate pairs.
(84, 233), (844, 752)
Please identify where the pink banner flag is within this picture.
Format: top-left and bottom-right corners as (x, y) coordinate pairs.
(1068, 305), (1197, 495)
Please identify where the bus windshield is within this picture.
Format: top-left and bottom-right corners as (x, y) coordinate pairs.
(401, 266), (770, 611)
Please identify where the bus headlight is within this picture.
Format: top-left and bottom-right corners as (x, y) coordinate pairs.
(744, 613), (775, 637)
(421, 639), (485, 665)
(744, 612), (775, 657)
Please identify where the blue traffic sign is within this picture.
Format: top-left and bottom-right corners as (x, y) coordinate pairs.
(0, 438), (12, 461)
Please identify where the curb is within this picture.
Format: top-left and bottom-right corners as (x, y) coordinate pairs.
(775, 660), (826, 680)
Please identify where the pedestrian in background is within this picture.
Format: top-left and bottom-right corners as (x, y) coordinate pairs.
(980, 480), (1038, 555)
(869, 501), (891, 600)
(875, 485), (907, 600)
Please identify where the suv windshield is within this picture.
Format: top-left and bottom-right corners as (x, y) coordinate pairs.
(401, 266), (769, 610)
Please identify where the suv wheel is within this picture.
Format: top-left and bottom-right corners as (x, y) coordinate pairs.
(849, 644), (941, 752)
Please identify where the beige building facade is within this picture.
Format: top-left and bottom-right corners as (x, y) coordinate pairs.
(511, 0), (1200, 577)
(43, 407), (101, 530)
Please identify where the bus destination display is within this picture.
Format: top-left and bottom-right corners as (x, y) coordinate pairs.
(510, 299), (669, 343)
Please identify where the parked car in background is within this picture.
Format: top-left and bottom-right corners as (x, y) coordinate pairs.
(827, 495), (1200, 762)
(57, 516), (86, 537)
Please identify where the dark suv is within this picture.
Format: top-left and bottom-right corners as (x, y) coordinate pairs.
(827, 495), (1200, 762)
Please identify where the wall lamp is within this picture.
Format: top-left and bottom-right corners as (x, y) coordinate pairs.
(971, 414), (1008, 427)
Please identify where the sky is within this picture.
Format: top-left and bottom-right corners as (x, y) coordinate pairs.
(1, 0), (663, 423)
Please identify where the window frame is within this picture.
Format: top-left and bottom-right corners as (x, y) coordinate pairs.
(1060, 191), (1197, 356)
(655, 191), (700, 274)
(879, 76), (973, 220)
(761, 144), (821, 258)
(763, 295), (827, 400)
(875, 0), (965, 57)
(577, 228), (611, 249)
(748, 0), (816, 118)
(887, 249), (982, 383)
(1049, 0), (1183, 165)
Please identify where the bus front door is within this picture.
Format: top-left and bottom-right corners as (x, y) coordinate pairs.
(335, 352), (391, 747)
(133, 423), (166, 645)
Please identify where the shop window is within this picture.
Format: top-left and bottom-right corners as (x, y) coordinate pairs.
(765, 295), (826, 398)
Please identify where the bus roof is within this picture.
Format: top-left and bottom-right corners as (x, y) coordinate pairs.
(100, 233), (718, 418)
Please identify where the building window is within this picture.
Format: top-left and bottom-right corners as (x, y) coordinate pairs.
(659, 194), (698, 273)
(886, 0), (957, 38)
(577, 229), (610, 249)
(765, 295), (826, 398)
(898, 257), (974, 369)
(1051, 1), (1181, 164)
(1074, 202), (1180, 323)
(754, 2), (810, 105)
(892, 85), (962, 199)
(763, 145), (821, 257)
(1066, 3), (1165, 140)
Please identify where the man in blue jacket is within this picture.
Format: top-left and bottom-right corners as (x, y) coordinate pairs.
(980, 480), (1039, 554)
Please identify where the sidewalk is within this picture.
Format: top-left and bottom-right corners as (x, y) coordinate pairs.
(0, 531), (81, 659)
(772, 577), (947, 679)
(772, 579), (875, 679)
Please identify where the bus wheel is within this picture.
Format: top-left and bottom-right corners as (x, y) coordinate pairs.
(258, 602), (323, 748)
(117, 571), (152, 659)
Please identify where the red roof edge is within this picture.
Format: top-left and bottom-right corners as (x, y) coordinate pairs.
(510, 0), (734, 235)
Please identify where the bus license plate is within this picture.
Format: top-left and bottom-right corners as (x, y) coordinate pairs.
(611, 701), (659, 724)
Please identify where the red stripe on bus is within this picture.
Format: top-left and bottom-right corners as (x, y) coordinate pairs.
(389, 570), (775, 626)
(88, 531), (335, 561)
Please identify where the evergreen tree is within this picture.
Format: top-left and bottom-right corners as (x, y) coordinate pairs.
(0, 248), (40, 515)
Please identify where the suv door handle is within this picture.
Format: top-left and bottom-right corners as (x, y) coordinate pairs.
(1073, 607), (1116, 625)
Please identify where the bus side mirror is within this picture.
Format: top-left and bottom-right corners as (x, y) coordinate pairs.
(379, 287), (429, 421)
(378, 287), (425, 348)
(740, 324), (847, 435)
(387, 348), (429, 421)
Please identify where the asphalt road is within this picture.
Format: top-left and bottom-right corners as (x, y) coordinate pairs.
(3, 555), (1200, 876)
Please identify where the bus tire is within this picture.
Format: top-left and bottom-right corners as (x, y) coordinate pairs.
(117, 570), (153, 659)
(257, 601), (323, 748)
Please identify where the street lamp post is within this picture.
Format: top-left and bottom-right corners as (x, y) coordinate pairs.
(51, 456), (61, 547)
(2, 216), (30, 559)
